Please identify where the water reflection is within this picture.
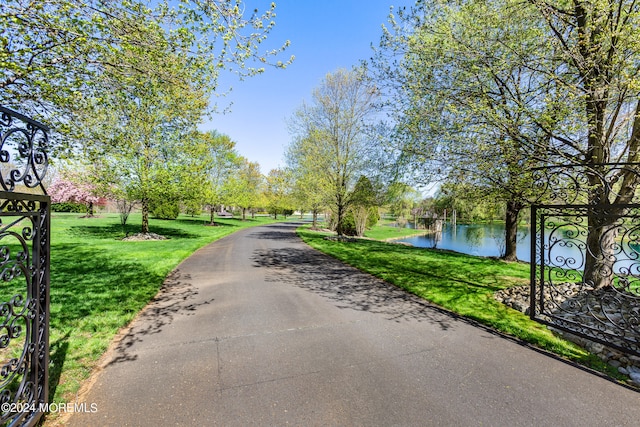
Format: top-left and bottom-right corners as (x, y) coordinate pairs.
(398, 223), (640, 278)
(398, 223), (530, 260)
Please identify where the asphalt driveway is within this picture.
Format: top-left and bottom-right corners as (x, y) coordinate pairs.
(67, 222), (640, 426)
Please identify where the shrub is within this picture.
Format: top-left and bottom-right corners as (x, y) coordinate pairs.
(340, 211), (358, 236)
(150, 200), (180, 220)
(183, 202), (202, 217)
(52, 202), (86, 213)
(367, 207), (380, 229)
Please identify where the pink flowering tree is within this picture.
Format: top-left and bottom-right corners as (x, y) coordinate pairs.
(48, 175), (102, 216)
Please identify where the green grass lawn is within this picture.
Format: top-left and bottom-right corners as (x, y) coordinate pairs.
(363, 223), (429, 240)
(34, 213), (630, 410)
(297, 227), (625, 382)
(46, 212), (276, 406)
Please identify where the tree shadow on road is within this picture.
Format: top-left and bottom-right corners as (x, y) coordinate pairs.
(103, 268), (214, 366)
(246, 223), (306, 243)
(252, 245), (457, 331)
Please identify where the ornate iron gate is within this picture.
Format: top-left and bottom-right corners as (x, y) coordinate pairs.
(530, 164), (640, 357)
(0, 107), (50, 426)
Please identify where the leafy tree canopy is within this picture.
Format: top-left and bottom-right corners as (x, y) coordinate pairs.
(1, 0), (293, 150)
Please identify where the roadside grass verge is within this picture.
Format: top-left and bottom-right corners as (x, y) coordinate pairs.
(297, 228), (623, 380)
(47, 213), (275, 405)
(363, 223), (429, 240)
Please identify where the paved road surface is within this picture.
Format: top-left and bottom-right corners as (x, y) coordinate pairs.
(67, 222), (639, 426)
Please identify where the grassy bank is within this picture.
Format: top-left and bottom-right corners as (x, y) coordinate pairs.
(297, 227), (623, 380)
(363, 223), (430, 240)
(47, 213), (275, 405)
(308, 218), (430, 241)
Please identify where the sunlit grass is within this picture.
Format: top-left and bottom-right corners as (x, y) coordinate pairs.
(297, 227), (622, 379)
(363, 223), (430, 240)
(31, 212), (632, 415)
(46, 213), (276, 407)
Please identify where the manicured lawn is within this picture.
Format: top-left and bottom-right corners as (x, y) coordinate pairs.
(40, 213), (628, 411)
(297, 227), (624, 380)
(307, 219), (430, 241)
(364, 223), (429, 240)
(47, 213), (276, 406)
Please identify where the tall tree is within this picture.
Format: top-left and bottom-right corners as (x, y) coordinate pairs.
(350, 176), (380, 237)
(286, 135), (328, 229)
(373, 0), (640, 274)
(385, 182), (420, 226)
(528, 0), (640, 287)
(84, 27), (209, 234)
(264, 168), (293, 219)
(223, 158), (264, 220)
(201, 131), (241, 225)
(288, 68), (378, 235)
(1, 0), (292, 150)
(370, 0), (571, 260)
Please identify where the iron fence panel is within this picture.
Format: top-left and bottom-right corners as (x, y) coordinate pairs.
(531, 203), (640, 357)
(0, 107), (50, 426)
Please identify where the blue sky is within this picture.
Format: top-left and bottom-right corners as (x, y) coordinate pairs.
(200, 0), (412, 174)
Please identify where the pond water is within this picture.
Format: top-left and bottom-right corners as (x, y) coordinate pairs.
(399, 223), (640, 269)
(397, 223), (534, 261)
(398, 223), (640, 277)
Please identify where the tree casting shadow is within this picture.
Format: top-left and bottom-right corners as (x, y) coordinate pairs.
(68, 223), (199, 239)
(103, 268), (214, 366)
(252, 244), (456, 330)
(247, 222), (307, 243)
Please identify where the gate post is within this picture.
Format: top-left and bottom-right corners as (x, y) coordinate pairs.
(0, 106), (50, 426)
(529, 205), (537, 320)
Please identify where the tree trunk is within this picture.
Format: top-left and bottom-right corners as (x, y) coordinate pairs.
(141, 198), (150, 234)
(579, 163), (617, 290)
(336, 202), (345, 236)
(209, 206), (216, 225)
(354, 206), (367, 237)
(583, 166), (623, 290)
(312, 209), (318, 229)
(583, 111), (640, 287)
(583, 211), (618, 289)
(242, 207), (247, 221)
(502, 200), (522, 261)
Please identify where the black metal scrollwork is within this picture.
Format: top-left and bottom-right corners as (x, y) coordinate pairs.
(531, 164), (640, 357)
(0, 107), (49, 194)
(0, 106), (50, 426)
